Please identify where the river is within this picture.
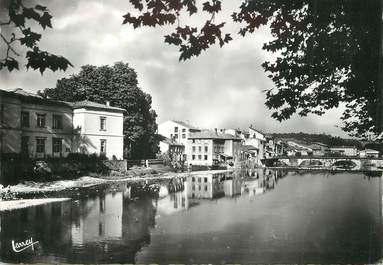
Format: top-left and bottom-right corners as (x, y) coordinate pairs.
(0, 169), (382, 264)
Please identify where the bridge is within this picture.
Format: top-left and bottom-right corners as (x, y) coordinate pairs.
(264, 156), (383, 171)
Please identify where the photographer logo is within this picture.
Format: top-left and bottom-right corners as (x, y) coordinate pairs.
(11, 238), (39, 253)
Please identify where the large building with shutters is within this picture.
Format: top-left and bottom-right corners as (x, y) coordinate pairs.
(0, 89), (124, 159)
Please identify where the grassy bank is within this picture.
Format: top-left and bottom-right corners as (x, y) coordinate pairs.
(0, 168), (234, 199)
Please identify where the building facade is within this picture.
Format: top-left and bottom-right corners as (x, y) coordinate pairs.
(158, 120), (201, 161)
(187, 130), (242, 166)
(329, 146), (358, 157)
(71, 101), (124, 160)
(0, 89), (73, 158)
(158, 120), (201, 146)
(0, 89), (124, 160)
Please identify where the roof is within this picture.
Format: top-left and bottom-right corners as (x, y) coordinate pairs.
(242, 145), (259, 150)
(171, 120), (199, 130)
(248, 126), (265, 135)
(1, 89), (124, 112)
(330, 146), (357, 149)
(1, 88), (71, 108)
(361, 149), (379, 153)
(189, 130), (242, 140)
(69, 100), (125, 112)
(12, 88), (43, 98)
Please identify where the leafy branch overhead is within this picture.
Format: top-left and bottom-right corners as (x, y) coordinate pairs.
(123, 0), (235, 61)
(0, 0), (72, 73)
(122, 0), (381, 138)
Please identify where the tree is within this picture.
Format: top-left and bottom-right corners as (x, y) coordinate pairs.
(122, 0), (381, 138)
(0, 0), (72, 73)
(40, 62), (159, 159)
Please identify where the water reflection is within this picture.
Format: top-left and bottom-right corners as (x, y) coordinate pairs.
(0, 169), (382, 264)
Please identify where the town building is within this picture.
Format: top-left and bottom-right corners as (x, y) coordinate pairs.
(329, 146), (358, 157)
(158, 120), (201, 146)
(158, 135), (185, 161)
(309, 142), (328, 156)
(187, 130), (242, 166)
(0, 89), (73, 158)
(158, 120), (201, 161)
(0, 89), (124, 160)
(264, 135), (283, 158)
(359, 149), (380, 158)
(242, 126), (266, 165)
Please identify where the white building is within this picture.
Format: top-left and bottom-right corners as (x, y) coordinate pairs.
(71, 101), (124, 159)
(158, 120), (200, 145)
(158, 120), (201, 161)
(242, 126), (266, 166)
(329, 146), (358, 157)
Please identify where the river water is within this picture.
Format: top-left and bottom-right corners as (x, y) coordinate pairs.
(0, 169), (382, 264)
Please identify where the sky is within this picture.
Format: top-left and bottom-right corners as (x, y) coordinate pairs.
(0, 0), (349, 137)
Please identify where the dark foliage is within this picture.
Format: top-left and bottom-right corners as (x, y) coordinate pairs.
(272, 132), (362, 149)
(0, 0), (72, 73)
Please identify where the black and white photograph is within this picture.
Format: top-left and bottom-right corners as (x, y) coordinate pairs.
(0, 0), (383, 264)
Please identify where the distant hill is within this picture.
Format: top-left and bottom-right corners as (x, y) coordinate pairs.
(270, 132), (363, 149)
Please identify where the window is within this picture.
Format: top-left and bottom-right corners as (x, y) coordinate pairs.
(192, 154), (195, 160)
(198, 146), (202, 152)
(174, 126), (178, 132)
(21, 112), (29, 128)
(53, 115), (63, 129)
(21, 136), (29, 154)
(52, 138), (62, 153)
(204, 146), (208, 152)
(192, 177), (195, 182)
(36, 138), (46, 153)
(198, 155), (202, 160)
(204, 185), (208, 191)
(36, 114), (46, 128)
(204, 177), (208, 183)
(100, 139), (107, 154)
(100, 117), (106, 131)
(192, 146), (196, 153)
(174, 134), (178, 138)
(182, 128), (186, 132)
(192, 139), (195, 143)
(204, 155), (208, 160)
(182, 134), (186, 139)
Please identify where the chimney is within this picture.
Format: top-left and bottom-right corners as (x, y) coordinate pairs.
(106, 101), (110, 106)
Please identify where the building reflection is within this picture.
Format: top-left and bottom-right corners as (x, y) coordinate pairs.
(0, 184), (157, 264)
(185, 172), (243, 200)
(71, 192), (123, 246)
(0, 169), (288, 264)
(242, 168), (287, 198)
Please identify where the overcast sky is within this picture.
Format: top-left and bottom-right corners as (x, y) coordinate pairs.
(0, 0), (349, 137)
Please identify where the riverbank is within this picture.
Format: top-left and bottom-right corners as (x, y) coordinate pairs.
(0, 198), (71, 212)
(0, 168), (233, 197)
